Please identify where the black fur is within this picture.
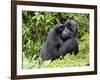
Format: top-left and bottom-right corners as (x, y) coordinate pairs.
(40, 20), (79, 60)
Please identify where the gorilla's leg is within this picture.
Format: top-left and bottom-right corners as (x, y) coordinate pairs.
(58, 38), (79, 57)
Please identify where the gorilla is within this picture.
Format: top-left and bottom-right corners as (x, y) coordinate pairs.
(40, 20), (79, 60)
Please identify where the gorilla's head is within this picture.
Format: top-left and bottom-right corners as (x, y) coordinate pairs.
(61, 20), (79, 41)
(53, 20), (78, 41)
(65, 20), (78, 33)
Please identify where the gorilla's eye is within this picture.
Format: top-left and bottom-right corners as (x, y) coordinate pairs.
(60, 26), (64, 28)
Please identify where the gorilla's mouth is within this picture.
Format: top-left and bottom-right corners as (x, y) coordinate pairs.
(61, 32), (70, 41)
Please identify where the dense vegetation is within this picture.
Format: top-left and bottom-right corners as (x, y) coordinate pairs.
(22, 11), (89, 69)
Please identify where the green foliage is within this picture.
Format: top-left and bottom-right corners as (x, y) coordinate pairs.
(22, 11), (89, 69)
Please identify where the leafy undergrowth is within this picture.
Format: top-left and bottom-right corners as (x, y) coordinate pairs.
(23, 33), (89, 69)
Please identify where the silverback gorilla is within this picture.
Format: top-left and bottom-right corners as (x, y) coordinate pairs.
(40, 20), (79, 60)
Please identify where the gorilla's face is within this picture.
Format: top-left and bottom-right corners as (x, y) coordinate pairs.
(61, 27), (70, 40)
(61, 20), (78, 41)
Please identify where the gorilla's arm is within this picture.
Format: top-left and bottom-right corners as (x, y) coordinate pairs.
(40, 23), (64, 60)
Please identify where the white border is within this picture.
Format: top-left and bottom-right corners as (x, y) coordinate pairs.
(17, 5), (94, 75)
